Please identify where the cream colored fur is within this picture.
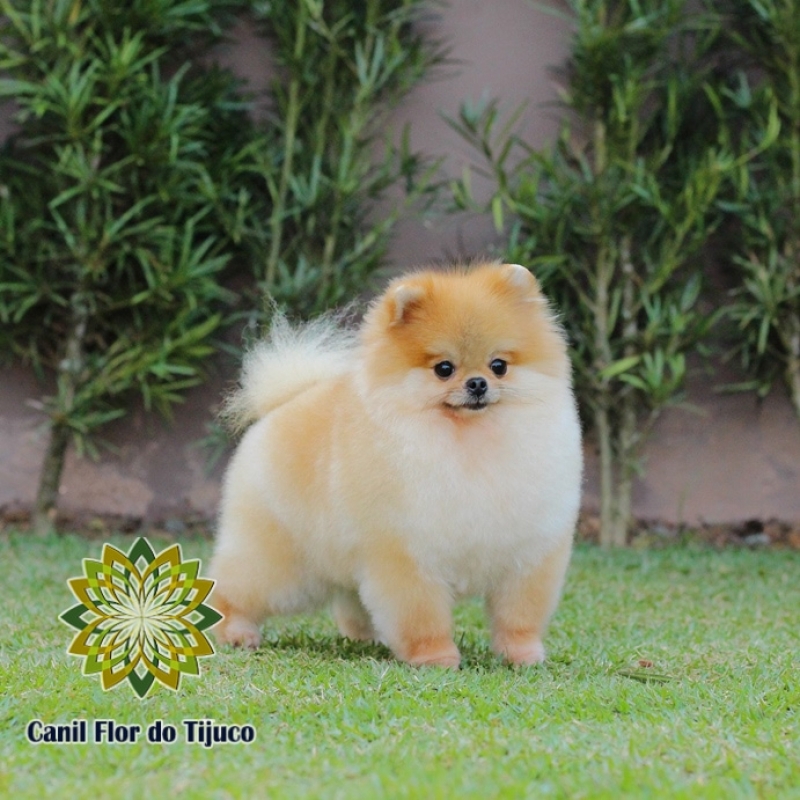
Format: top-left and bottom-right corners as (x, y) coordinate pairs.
(210, 263), (583, 668)
(222, 311), (357, 431)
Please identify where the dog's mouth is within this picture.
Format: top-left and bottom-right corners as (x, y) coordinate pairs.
(443, 398), (492, 412)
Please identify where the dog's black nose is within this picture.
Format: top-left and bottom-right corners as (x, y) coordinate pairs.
(465, 376), (488, 397)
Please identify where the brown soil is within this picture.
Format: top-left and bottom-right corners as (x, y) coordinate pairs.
(577, 512), (800, 550)
(3, 505), (799, 550)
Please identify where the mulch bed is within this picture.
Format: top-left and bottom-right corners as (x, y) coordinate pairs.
(577, 513), (800, 549)
(3, 506), (800, 549)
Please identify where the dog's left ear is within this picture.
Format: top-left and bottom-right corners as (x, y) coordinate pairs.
(502, 263), (541, 301)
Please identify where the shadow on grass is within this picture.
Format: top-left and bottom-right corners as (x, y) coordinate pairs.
(241, 629), (521, 672)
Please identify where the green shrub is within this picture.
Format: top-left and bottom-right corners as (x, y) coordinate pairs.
(0, 0), (254, 533)
(450, 0), (736, 546)
(716, 0), (800, 421)
(226, 0), (445, 317)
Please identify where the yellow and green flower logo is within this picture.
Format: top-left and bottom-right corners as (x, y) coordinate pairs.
(60, 538), (221, 698)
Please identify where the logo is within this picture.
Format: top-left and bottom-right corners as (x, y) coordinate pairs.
(60, 538), (221, 698)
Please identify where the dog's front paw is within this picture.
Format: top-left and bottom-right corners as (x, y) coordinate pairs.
(215, 616), (262, 650)
(401, 637), (461, 669)
(493, 633), (545, 666)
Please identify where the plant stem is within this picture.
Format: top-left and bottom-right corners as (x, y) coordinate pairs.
(787, 27), (800, 423)
(614, 236), (639, 546)
(265, 8), (307, 288)
(319, 207), (342, 305)
(788, 24), (800, 222)
(32, 291), (89, 535)
(594, 236), (616, 548)
(314, 17), (339, 305)
(788, 358), (800, 422)
(592, 117), (622, 548)
(596, 405), (616, 548)
(32, 423), (71, 536)
(614, 399), (637, 546)
(785, 327), (800, 422)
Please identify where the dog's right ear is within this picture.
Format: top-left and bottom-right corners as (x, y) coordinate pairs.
(388, 283), (425, 325)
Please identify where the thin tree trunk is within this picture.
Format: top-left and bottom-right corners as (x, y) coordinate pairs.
(32, 291), (89, 535)
(32, 422), (70, 536)
(612, 393), (638, 547)
(781, 312), (800, 422)
(788, 352), (800, 424)
(612, 471), (633, 547)
(265, 7), (306, 288)
(597, 411), (635, 547)
(596, 404), (616, 548)
(593, 239), (615, 547)
(611, 237), (639, 546)
(592, 117), (623, 548)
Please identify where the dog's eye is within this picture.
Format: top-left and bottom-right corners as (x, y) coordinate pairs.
(490, 358), (508, 377)
(433, 361), (455, 379)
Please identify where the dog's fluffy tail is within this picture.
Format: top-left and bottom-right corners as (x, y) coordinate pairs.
(223, 311), (357, 431)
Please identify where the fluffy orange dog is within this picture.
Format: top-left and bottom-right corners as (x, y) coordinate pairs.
(210, 263), (582, 667)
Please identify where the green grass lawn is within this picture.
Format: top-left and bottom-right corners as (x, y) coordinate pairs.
(1, 532), (798, 799)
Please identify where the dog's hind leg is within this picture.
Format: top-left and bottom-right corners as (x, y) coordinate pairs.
(332, 589), (376, 642)
(209, 495), (305, 650)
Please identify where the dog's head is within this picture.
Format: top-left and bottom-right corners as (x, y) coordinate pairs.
(358, 263), (570, 422)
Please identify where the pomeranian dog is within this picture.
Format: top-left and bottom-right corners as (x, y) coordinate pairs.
(210, 262), (582, 667)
